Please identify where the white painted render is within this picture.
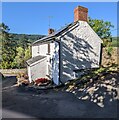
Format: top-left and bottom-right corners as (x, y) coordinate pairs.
(60, 21), (102, 83)
(30, 57), (47, 81)
(51, 42), (59, 85)
(32, 44), (48, 57)
(32, 42), (55, 57)
(30, 42), (59, 83)
(27, 66), (32, 83)
(28, 20), (102, 85)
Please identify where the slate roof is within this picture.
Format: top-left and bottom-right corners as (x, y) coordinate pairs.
(32, 21), (78, 45)
(26, 55), (46, 66)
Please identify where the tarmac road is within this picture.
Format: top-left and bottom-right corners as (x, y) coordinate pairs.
(2, 75), (119, 119)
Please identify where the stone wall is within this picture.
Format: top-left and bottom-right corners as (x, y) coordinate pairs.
(0, 69), (27, 76)
(101, 47), (119, 67)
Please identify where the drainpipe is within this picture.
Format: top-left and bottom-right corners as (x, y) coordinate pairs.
(57, 41), (63, 85)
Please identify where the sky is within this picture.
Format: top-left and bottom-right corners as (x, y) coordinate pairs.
(2, 2), (117, 36)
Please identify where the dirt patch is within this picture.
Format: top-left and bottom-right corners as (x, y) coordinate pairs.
(101, 47), (119, 67)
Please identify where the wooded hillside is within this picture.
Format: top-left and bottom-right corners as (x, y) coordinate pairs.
(10, 33), (45, 43)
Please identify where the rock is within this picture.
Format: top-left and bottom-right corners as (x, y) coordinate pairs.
(90, 79), (93, 83)
(81, 96), (89, 100)
(66, 85), (75, 92)
(95, 94), (98, 97)
(100, 84), (107, 87)
(104, 80), (111, 84)
(78, 88), (84, 92)
(87, 87), (95, 94)
(94, 87), (99, 92)
(97, 102), (104, 108)
(106, 85), (113, 91)
(110, 99), (113, 102)
(97, 96), (104, 103)
(72, 91), (76, 94)
(98, 96), (103, 100)
(78, 97), (81, 99)
(93, 99), (97, 103)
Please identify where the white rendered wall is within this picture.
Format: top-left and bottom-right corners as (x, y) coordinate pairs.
(61, 21), (102, 83)
(32, 44), (48, 57)
(30, 57), (47, 81)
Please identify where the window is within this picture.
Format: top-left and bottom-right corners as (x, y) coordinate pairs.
(48, 44), (50, 54)
(37, 46), (40, 53)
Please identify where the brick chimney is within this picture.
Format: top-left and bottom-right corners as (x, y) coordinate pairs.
(47, 28), (54, 54)
(74, 6), (88, 22)
(48, 28), (55, 35)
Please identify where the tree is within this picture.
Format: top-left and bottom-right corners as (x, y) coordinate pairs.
(88, 17), (114, 40)
(13, 47), (25, 68)
(18, 34), (31, 50)
(0, 23), (17, 69)
(24, 46), (31, 61)
(12, 46), (31, 68)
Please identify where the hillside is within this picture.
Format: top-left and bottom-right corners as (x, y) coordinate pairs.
(10, 33), (45, 43)
(10, 34), (118, 46)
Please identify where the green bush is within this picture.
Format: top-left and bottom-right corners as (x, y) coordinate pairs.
(106, 46), (113, 56)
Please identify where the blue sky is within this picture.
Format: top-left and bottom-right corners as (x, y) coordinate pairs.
(2, 2), (117, 36)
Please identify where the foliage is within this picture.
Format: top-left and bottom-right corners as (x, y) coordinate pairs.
(88, 17), (114, 40)
(24, 46), (32, 61)
(13, 46), (31, 68)
(13, 47), (25, 68)
(0, 18), (116, 69)
(11, 33), (45, 44)
(106, 46), (113, 56)
(0, 23), (33, 69)
(0, 23), (17, 69)
(17, 34), (31, 49)
(110, 37), (119, 47)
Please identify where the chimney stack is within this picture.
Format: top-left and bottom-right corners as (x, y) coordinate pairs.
(74, 6), (88, 22)
(48, 28), (55, 35)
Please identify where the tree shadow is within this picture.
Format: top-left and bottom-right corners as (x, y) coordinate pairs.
(61, 32), (99, 83)
(64, 68), (119, 108)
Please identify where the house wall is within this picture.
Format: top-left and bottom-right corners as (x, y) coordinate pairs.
(51, 42), (59, 85)
(30, 57), (47, 81)
(32, 44), (48, 57)
(61, 21), (102, 83)
(31, 42), (57, 81)
(32, 42), (55, 57)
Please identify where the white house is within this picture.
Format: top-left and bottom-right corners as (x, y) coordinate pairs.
(26, 5), (103, 85)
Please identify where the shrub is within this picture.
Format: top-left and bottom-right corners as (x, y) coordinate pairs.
(106, 46), (113, 56)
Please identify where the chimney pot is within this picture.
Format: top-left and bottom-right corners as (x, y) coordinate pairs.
(48, 28), (55, 35)
(74, 6), (88, 22)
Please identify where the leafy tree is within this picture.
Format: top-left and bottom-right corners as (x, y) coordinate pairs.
(18, 34), (31, 50)
(12, 46), (31, 68)
(88, 17), (114, 55)
(24, 46), (31, 61)
(13, 47), (25, 68)
(88, 17), (114, 40)
(0, 23), (17, 69)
